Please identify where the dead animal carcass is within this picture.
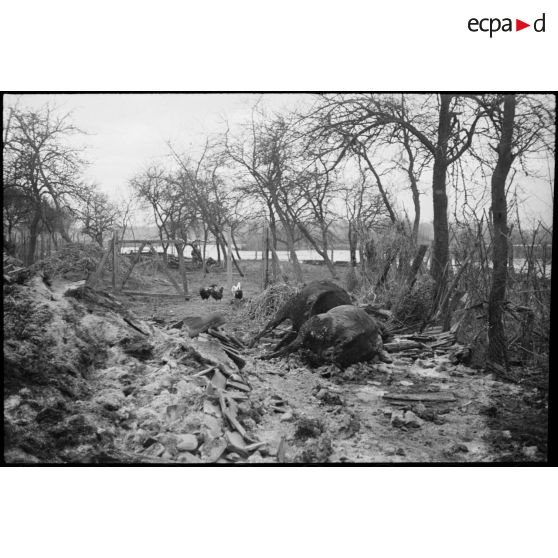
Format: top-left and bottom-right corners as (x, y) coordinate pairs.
(261, 305), (384, 367)
(251, 280), (352, 348)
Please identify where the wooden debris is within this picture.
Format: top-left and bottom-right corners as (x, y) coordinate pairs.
(382, 392), (457, 403)
(227, 333), (246, 350)
(226, 379), (251, 393)
(225, 430), (248, 455)
(384, 340), (427, 353)
(225, 391), (249, 401)
(219, 392), (258, 444)
(223, 347), (246, 369)
(191, 366), (216, 378)
(171, 313), (227, 336)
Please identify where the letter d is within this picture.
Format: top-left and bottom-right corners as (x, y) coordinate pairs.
(534, 13), (545, 32)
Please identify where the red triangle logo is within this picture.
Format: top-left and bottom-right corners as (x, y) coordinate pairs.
(516, 19), (530, 31)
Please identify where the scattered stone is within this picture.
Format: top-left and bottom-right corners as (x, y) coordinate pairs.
(5, 395), (22, 412)
(177, 451), (202, 464)
(297, 435), (333, 463)
(143, 442), (165, 457)
(396, 448), (406, 456)
(399, 380), (414, 387)
(411, 403), (427, 416)
(199, 436), (227, 463)
(247, 451), (265, 463)
(176, 434), (198, 452)
(203, 414), (222, 437)
(522, 446), (538, 459)
(391, 410), (424, 429)
(280, 410), (294, 422)
(502, 430), (512, 439)
(376, 363), (390, 374)
(166, 404), (188, 422)
(36, 406), (66, 424)
(415, 359), (435, 369)
(294, 417), (323, 441)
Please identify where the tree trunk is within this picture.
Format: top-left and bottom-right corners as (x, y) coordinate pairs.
(280, 221), (303, 282)
(27, 211), (41, 265)
(431, 94), (452, 307)
(202, 227), (208, 275)
(176, 242), (189, 296)
(232, 231), (242, 260)
(348, 220), (358, 267)
(488, 95), (516, 369)
(216, 237), (221, 264)
(295, 219), (338, 279)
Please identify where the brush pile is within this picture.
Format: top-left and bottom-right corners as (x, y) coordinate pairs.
(242, 282), (300, 322)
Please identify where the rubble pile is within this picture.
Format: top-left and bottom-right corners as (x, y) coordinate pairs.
(3, 271), (268, 464)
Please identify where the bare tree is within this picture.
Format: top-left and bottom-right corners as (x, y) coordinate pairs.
(224, 111), (305, 281)
(3, 105), (85, 263)
(75, 186), (121, 247)
(304, 94), (485, 304)
(475, 94), (555, 369)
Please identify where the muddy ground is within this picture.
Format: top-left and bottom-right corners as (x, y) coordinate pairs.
(3, 260), (549, 463)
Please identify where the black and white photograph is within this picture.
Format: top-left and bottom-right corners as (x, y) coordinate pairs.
(2, 93), (554, 464)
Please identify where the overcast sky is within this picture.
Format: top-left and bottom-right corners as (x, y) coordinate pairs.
(4, 93), (555, 227)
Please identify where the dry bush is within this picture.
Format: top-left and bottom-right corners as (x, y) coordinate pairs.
(344, 265), (360, 293)
(241, 282), (300, 324)
(31, 243), (103, 280)
(391, 275), (436, 326)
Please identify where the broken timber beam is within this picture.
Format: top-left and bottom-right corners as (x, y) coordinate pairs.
(382, 392), (457, 403)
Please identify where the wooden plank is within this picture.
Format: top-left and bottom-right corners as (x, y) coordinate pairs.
(382, 392), (457, 403)
(148, 244), (183, 296)
(226, 379), (251, 393)
(120, 241), (146, 289)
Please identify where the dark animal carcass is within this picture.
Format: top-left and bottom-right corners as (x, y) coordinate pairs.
(250, 280), (352, 347)
(262, 305), (383, 367)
